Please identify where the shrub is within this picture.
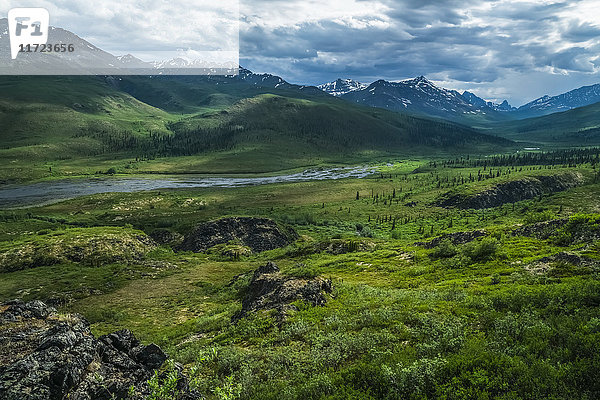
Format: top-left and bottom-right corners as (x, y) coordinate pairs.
(430, 239), (458, 259)
(147, 360), (180, 400)
(358, 227), (374, 238)
(213, 376), (242, 400)
(463, 237), (498, 263)
(524, 210), (555, 225)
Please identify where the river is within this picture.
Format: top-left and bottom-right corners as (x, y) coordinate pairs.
(0, 166), (375, 209)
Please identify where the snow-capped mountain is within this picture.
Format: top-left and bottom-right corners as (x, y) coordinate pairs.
(461, 91), (516, 112)
(0, 18), (236, 75)
(515, 83), (600, 118)
(318, 79), (368, 96)
(117, 54), (153, 68)
(227, 67), (325, 96)
(0, 18), (125, 74)
(339, 76), (501, 121)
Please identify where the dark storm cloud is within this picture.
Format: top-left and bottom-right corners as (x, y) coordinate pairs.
(240, 0), (600, 105)
(563, 22), (600, 42)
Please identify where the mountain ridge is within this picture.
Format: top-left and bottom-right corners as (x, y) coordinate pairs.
(515, 83), (600, 118)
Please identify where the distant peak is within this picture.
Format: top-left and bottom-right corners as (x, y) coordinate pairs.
(400, 76), (435, 87)
(318, 78), (367, 96)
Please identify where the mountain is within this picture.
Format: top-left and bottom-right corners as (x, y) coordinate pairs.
(339, 76), (507, 122)
(318, 79), (368, 96)
(515, 83), (600, 118)
(117, 54), (152, 68)
(493, 101), (600, 145)
(0, 18), (126, 74)
(0, 73), (514, 180)
(461, 91), (516, 112)
(0, 19), (235, 74)
(110, 67), (330, 113)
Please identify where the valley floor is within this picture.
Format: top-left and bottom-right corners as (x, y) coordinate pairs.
(1, 155), (600, 399)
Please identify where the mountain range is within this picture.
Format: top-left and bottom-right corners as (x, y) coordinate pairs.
(0, 18), (236, 75)
(318, 76), (600, 123)
(3, 17), (600, 126)
(0, 19), (600, 174)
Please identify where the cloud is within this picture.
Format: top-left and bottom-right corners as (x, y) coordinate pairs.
(239, 0), (600, 105)
(3, 0), (599, 104)
(1, 0), (239, 53)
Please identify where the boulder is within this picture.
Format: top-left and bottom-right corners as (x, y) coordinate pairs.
(233, 262), (332, 321)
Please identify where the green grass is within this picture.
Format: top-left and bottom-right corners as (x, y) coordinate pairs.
(489, 101), (600, 146)
(1, 156), (599, 398)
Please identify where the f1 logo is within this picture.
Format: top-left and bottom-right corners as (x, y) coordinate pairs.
(8, 8), (49, 60)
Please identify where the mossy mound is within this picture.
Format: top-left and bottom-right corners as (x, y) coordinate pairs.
(0, 227), (157, 272)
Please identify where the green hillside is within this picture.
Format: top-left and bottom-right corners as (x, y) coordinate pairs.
(0, 76), (513, 182)
(489, 102), (600, 146)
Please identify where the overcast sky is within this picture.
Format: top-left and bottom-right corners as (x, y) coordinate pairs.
(239, 0), (600, 106)
(2, 0), (599, 105)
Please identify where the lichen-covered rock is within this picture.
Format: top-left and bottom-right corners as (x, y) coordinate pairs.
(0, 300), (200, 400)
(436, 172), (583, 209)
(179, 217), (297, 253)
(233, 262), (332, 321)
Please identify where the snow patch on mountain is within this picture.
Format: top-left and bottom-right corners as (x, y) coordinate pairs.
(318, 79), (368, 96)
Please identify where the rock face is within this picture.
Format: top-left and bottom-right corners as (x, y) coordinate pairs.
(179, 217), (297, 253)
(0, 300), (199, 400)
(436, 172), (583, 209)
(233, 262), (332, 321)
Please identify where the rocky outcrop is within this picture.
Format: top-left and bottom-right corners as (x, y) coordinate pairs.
(512, 219), (569, 239)
(233, 262), (332, 321)
(149, 229), (184, 247)
(179, 217), (297, 253)
(538, 252), (600, 267)
(0, 300), (200, 400)
(416, 230), (487, 249)
(436, 172), (583, 209)
(513, 215), (600, 244)
(526, 252), (600, 275)
(316, 239), (377, 255)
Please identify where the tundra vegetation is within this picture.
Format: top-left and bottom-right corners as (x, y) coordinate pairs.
(1, 149), (600, 399)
